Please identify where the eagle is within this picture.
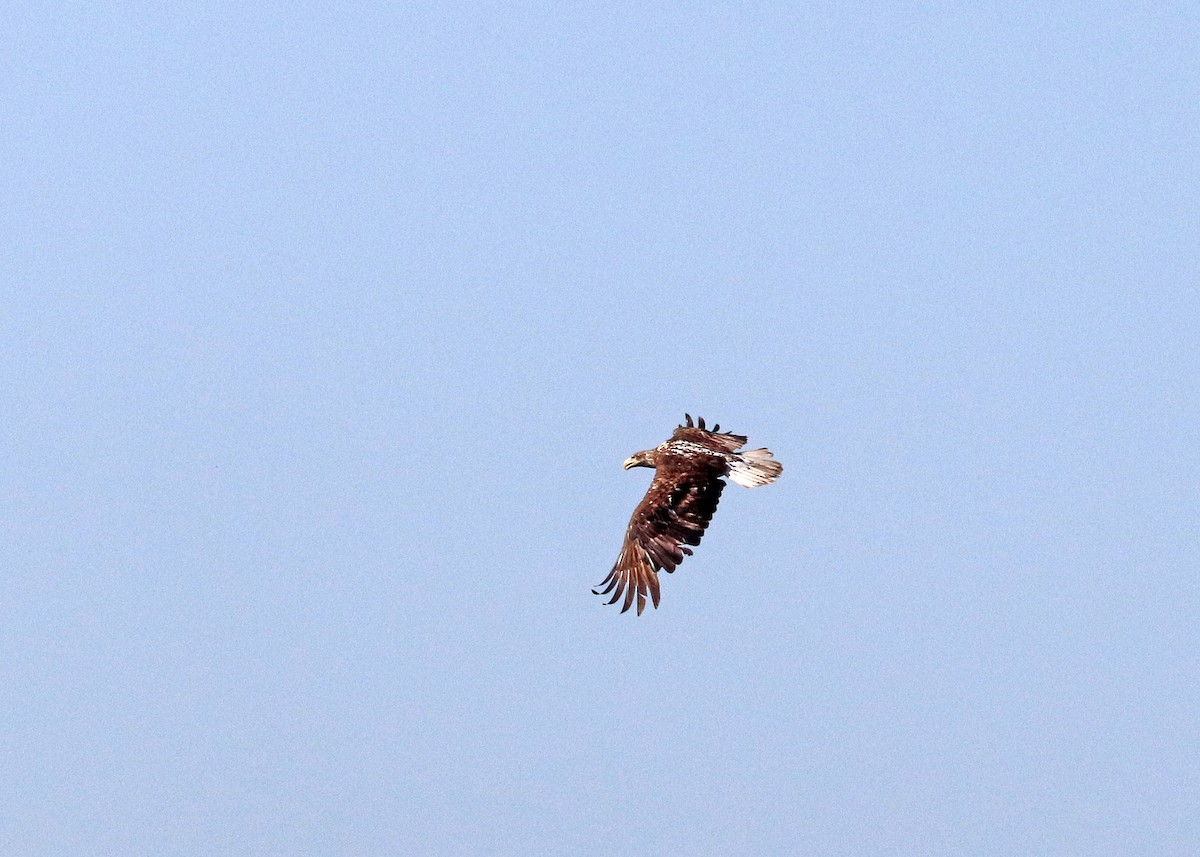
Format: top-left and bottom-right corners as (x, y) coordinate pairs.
(593, 415), (783, 615)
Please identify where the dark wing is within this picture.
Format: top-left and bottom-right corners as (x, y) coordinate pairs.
(593, 454), (727, 615)
(672, 413), (747, 453)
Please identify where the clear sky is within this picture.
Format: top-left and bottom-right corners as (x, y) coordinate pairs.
(4, 3), (1199, 855)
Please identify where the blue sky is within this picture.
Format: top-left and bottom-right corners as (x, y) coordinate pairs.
(4, 3), (1199, 854)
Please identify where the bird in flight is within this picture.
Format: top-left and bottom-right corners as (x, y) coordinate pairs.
(594, 415), (782, 615)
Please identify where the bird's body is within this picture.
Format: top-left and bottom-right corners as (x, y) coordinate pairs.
(594, 415), (782, 615)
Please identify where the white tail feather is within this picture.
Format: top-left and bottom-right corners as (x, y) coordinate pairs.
(728, 448), (783, 488)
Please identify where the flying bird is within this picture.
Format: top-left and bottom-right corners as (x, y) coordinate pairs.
(593, 415), (782, 615)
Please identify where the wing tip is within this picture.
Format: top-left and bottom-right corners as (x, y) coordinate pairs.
(595, 546), (662, 617)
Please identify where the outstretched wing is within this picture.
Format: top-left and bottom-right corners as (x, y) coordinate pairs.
(671, 413), (747, 453)
(593, 456), (728, 615)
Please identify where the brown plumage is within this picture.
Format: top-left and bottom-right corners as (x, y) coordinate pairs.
(593, 414), (783, 615)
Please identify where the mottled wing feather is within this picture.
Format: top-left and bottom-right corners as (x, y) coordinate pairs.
(594, 456), (728, 615)
(671, 425), (747, 453)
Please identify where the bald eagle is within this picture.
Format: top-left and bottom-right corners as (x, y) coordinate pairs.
(594, 415), (782, 615)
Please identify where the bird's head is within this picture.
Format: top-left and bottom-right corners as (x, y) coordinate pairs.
(623, 449), (656, 470)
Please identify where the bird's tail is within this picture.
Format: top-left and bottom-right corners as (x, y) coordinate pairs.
(728, 448), (783, 488)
